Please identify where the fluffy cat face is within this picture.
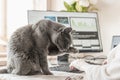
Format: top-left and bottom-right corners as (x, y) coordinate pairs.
(55, 27), (72, 52)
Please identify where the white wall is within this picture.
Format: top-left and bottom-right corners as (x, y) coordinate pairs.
(49, 0), (120, 55)
(49, 0), (65, 11)
(97, 0), (120, 55)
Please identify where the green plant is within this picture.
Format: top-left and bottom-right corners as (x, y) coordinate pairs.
(64, 0), (98, 12)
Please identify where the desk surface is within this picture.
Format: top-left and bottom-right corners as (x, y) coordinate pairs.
(0, 71), (84, 80)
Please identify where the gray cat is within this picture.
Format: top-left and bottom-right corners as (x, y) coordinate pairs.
(0, 20), (77, 75)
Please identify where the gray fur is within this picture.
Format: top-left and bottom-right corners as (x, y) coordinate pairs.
(0, 20), (75, 75)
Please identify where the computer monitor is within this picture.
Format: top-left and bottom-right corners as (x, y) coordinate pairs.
(27, 10), (103, 52)
(111, 35), (120, 49)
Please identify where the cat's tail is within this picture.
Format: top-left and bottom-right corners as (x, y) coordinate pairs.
(0, 67), (8, 73)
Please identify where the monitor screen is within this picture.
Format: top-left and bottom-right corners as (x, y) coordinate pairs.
(111, 35), (120, 49)
(70, 17), (97, 32)
(28, 10), (103, 52)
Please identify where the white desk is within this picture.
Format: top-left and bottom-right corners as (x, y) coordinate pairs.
(0, 71), (84, 80)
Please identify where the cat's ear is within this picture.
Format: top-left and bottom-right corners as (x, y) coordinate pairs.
(64, 27), (72, 33)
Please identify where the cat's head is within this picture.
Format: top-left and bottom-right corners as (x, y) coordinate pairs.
(53, 27), (72, 52)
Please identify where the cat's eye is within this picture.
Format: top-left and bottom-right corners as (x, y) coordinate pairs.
(61, 32), (64, 35)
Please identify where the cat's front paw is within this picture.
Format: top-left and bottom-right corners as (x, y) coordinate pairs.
(43, 71), (53, 75)
(67, 47), (79, 53)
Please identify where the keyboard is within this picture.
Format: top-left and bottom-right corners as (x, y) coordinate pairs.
(49, 63), (84, 73)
